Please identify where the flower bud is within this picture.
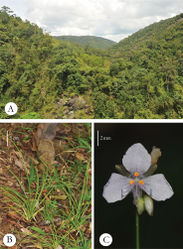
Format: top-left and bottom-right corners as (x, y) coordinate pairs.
(136, 197), (144, 215)
(144, 195), (154, 216)
(151, 146), (161, 165)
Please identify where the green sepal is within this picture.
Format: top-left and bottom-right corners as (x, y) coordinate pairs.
(115, 164), (131, 177)
(143, 164), (157, 177)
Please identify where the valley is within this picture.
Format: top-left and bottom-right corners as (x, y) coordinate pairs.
(0, 6), (183, 119)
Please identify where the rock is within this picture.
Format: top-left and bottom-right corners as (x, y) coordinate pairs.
(38, 139), (55, 165)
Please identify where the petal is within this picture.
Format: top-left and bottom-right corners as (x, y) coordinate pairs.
(141, 174), (174, 201)
(122, 143), (151, 174)
(103, 173), (132, 203)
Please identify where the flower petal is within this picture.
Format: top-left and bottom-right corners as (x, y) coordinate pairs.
(122, 143), (151, 174)
(103, 173), (132, 203)
(142, 174), (174, 201)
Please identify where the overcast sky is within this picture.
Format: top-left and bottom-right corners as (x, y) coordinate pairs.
(0, 0), (183, 42)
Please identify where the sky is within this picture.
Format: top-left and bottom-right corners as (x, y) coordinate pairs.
(0, 0), (183, 42)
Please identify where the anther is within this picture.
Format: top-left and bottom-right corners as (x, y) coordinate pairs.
(129, 180), (135, 185)
(134, 171), (140, 177)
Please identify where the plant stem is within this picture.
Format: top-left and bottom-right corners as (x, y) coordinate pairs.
(136, 212), (140, 249)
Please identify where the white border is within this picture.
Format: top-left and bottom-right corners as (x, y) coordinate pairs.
(0, 118), (183, 123)
(92, 122), (94, 249)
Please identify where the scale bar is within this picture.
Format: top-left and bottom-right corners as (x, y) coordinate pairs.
(97, 130), (99, 147)
(7, 131), (8, 147)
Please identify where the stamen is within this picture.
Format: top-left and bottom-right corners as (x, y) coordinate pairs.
(139, 180), (144, 185)
(134, 171), (140, 177)
(129, 180), (135, 185)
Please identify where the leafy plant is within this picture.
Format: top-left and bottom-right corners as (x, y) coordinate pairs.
(1, 162), (53, 221)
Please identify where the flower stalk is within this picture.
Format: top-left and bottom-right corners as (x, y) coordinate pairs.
(136, 212), (140, 249)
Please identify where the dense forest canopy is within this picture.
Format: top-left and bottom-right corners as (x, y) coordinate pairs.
(0, 6), (183, 119)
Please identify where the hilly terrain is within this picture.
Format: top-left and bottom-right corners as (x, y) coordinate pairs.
(0, 6), (183, 119)
(53, 35), (116, 50)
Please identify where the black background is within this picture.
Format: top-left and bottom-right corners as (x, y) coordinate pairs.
(94, 123), (183, 249)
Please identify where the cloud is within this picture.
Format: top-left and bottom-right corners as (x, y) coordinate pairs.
(0, 0), (183, 41)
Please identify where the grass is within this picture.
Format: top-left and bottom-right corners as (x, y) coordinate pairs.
(19, 162), (91, 248)
(0, 124), (91, 249)
(1, 162), (54, 221)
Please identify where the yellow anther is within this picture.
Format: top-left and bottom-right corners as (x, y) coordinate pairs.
(134, 171), (140, 177)
(129, 180), (135, 185)
(139, 180), (144, 185)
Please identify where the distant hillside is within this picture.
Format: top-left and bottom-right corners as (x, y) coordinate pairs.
(112, 13), (183, 55)
(53, 35), (116, 50)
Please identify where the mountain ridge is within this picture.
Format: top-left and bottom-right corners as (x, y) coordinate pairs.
(112, 12), (183, 54)
(53, 35), (116, 50)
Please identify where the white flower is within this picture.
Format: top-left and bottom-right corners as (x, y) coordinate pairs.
(103, 143), (174, 204)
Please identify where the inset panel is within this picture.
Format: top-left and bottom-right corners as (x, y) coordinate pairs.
(0, 123), (91, 248)
(94, 123), (183, 249)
